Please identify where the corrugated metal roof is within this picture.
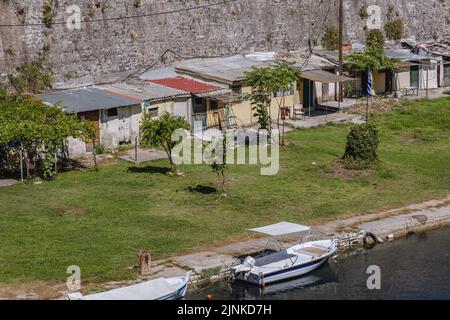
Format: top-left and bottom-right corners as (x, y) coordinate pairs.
(404, 37), (450, 58)
(149, 77), (224, 94)
(175, 54), (275, 84)
(99, 80), (190, 102)
(139, 66), (180, 81)
(384, 49), (428, 61)
(194, 88), (233, 98)
(36, 87), (140, 113)
(278, 51), (337, 71)
(302, 70), (357, 83)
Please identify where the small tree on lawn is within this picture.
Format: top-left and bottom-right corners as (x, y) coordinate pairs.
(271, 61), (302, 145)
(204, 134), (229, 195)
(345, 46), (397, 88)
(79, 120), (98, 170)
(341, 124), (380, 170)
(140, 113), (191, 173)
(242, 62), (301, 142)
(242, 66), (274, 132)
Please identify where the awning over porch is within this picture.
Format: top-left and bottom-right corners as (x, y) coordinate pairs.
(301, 70), (357, 83)
(194, 90), (243, 103)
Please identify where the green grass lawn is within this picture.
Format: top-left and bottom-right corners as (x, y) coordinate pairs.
(0, 98), (449, 285)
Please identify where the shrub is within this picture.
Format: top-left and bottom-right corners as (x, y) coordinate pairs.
(42, 0), (55, 28)
(359, 6), (369, 19)
(321, 27), (339, 51)
(385, 19), (404, 41)
(342, 124), (380, 170)
(95, 144), (105, 155)
(7, 55), (53, 94)
(366, 29), (385, 49)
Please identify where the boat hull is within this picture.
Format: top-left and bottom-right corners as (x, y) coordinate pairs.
(160, 274), (190, 300)
(236, 256), (330, 285)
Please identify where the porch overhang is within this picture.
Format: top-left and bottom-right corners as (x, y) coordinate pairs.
(301, 70), (357, 83)
(194, 89), (243, 103)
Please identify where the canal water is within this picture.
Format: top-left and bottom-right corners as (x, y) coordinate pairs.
(186, 227), (450, 300)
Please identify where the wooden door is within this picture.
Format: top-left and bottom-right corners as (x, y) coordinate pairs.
(79, 111), (100, 152)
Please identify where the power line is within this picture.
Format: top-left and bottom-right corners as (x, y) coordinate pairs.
(301, 0), (334, 68)
(0, 0), (241, 28)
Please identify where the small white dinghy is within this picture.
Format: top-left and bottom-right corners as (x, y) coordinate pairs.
(67, 272), (191, 300)
(232, 222), (338, 286)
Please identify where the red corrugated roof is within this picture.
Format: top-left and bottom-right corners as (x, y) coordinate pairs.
(148, 77), (223, 94)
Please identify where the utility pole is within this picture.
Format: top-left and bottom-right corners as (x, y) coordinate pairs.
(338, 0), (344, 111)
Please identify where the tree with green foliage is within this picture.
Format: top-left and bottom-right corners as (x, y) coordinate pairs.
(385, 19), (404, 41)
(242, 66), (274, 131)
(270, 61), (302, 144)
(0, 94), (94, 180)
(321, 27), (340, 51)
(140, 113), (191, 173)
(204, 135), (229, 195)
(341, 124), (380, 170)
(242, 62), (301, 140)
(366, 29), (385, 49)
(345, 47), (397, 73)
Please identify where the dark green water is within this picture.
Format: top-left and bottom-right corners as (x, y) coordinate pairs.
(186, 227), (450, 300)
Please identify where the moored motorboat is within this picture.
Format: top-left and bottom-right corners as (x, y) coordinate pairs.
(232, 264), (337, 298)
(67, 272), (191, 300)
(231, 222), (338, 286)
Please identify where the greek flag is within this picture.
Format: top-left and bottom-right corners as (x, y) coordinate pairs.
(366, 69), (373, 97)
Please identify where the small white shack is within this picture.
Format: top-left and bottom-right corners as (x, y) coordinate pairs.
(37, 87), (141, 157)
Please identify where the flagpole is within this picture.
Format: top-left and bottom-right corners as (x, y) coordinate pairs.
(366, 94), (369, 124)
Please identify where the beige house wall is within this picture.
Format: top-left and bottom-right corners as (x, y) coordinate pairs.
(230, 86), (295, 126)
(373, 71), (386, 94)
(148, 100), (173, 116)
(395, 69), (411, 90)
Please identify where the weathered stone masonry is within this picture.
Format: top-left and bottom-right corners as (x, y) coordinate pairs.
(0, 0), (449, 83)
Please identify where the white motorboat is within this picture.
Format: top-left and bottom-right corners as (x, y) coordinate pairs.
(67, 272), (191, 300)
(231, 222), (338, 286)
(232, 265), (337, 298)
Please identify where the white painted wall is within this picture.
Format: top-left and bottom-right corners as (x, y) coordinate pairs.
(66, 137), (87, 159)
(173, 98), (190, 120)
(419, 61), (439, 90)
(395, 69), (411, 90)
(100, 104), (143, 150)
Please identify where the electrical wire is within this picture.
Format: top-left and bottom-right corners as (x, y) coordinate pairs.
(0, 0), (241, 27)
(300, 0), (334, 69)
